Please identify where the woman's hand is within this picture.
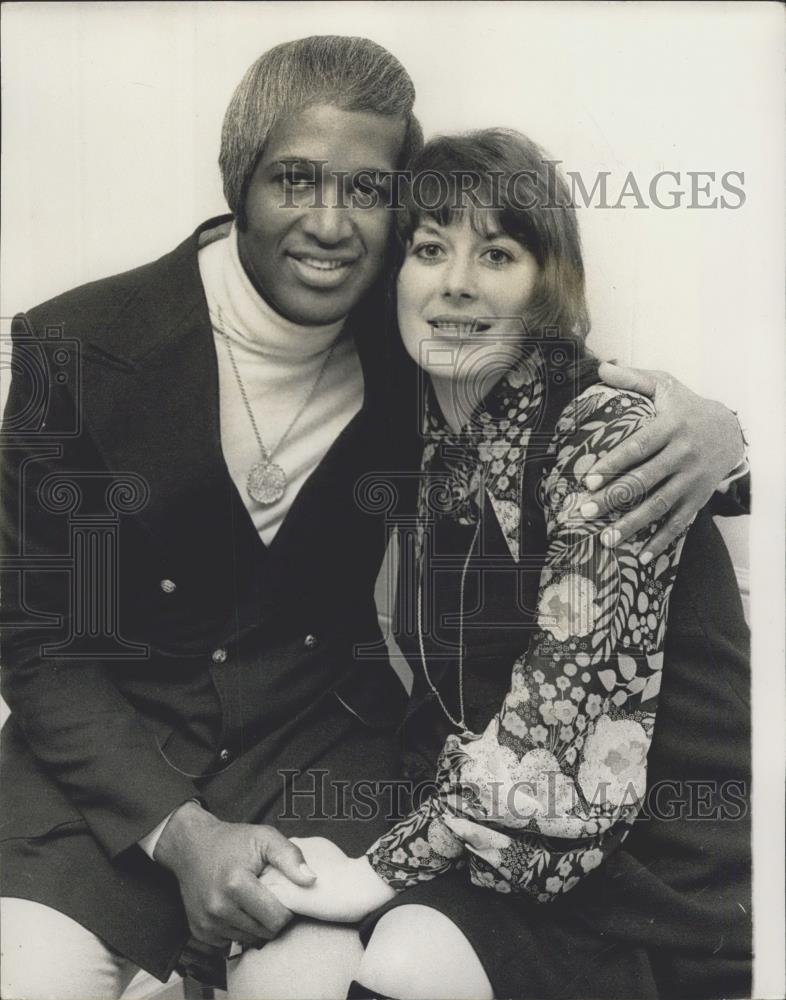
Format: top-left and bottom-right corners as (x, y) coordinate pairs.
(579, 361), (746, 561)
(259, 837), (396, 923)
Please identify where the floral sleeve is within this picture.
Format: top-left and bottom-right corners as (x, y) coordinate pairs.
(366, 386), (688, 902)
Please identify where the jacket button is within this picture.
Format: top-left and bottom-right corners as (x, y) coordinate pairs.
(211, 648), (228, 664)
(159, 579), (176, 594)
(218, 748), (231, 762)
(304, 634), (318, 649)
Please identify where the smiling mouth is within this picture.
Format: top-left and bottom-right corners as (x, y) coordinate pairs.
(428, 317), (492, 336)
(293, 256), (354, 271)
(287, 253), (358, 289)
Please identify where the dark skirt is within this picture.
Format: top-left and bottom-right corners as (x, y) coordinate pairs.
(361, 869), (661, 1000)
(360, 849), (750, 1000)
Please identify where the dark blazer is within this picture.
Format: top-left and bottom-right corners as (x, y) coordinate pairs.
(0, 217), (412, 979)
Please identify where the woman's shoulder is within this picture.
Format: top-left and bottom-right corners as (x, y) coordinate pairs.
(537, 384), (657, 479)
(551, 383), (656, 450)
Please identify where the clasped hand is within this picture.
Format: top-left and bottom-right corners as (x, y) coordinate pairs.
(157, 804), (393, 948)
(154, 802), (318, 949)
(259, 836), (396, 923)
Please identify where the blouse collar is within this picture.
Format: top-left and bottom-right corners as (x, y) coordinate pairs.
(418, 348), (546, 558)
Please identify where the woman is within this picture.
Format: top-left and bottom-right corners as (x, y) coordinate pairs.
(250, 130), (751, 999)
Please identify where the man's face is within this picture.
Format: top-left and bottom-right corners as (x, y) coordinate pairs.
(237, 104), (405, 326)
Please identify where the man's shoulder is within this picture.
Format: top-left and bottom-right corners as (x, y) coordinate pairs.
(20, 215), (231, 351)
(24, 255), (174, 331)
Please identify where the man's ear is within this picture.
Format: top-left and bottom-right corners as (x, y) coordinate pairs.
(233, 172), (254, 233)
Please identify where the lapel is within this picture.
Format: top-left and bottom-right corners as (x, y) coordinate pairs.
(76, 217), (252, 590)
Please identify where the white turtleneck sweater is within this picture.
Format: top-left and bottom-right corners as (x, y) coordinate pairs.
(198, 220), (364, 547)
(138, 220), (364, 857)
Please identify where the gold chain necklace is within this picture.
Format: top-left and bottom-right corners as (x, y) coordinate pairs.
(216, 309), (338, 506)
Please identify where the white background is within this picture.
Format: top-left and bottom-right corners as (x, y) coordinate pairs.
(2, 3), (784, 996)
(2, 0), (779, 578)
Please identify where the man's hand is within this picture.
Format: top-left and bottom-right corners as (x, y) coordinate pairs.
(154, 802), (316, 949)
(578, 361), (746, 561)
(259, 836), (396, 923)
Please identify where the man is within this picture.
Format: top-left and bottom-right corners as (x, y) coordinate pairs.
(0, 35), (747, 998)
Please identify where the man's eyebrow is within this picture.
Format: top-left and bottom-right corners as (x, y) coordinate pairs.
(273, 157), (314, 167)
(271, 159), (392, 174)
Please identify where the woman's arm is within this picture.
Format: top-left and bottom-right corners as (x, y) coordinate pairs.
(366, 384), (687, 900)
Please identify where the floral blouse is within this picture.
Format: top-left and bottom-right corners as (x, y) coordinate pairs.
(366, 357), (686, 902)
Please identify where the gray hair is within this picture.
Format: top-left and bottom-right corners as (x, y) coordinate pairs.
(220, 35), (423, 223)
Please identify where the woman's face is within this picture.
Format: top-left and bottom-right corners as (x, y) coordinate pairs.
(396, 214), (539, 388)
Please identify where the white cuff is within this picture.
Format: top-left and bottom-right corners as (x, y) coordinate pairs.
(717, 457), (750, 494)
(138, 800), (199, 859)
(138, 814), (175, 859)
(715, 407), (749, 494)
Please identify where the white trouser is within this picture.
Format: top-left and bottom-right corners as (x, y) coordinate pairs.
(0, 897), (177, 1000)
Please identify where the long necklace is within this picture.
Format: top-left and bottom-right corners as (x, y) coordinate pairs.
(416, 515), (482, 736)
(216, 312), (338, 505)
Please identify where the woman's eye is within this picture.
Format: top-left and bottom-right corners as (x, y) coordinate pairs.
(483, 247), (513, 265)
(413, 243), (445, 261)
